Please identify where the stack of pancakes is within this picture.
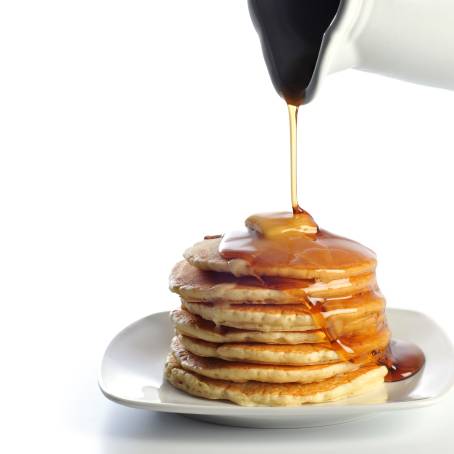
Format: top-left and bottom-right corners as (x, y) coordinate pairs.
(165, 234), (389, 407)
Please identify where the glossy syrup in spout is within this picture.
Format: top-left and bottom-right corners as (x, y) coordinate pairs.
(248, 0), (342, 105)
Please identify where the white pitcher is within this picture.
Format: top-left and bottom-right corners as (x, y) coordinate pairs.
(306, 0), (454, 102)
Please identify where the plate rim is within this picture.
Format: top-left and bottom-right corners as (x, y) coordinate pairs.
(98, 308), (454, 416)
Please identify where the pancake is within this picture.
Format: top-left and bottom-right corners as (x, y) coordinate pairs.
(170, 260), (376, 303)
(184, 237), (376, 281)
(182, 293), (385, 334)
(177, 330), (390, 365)
(178, 334), (338, 365)
(183, 299), (314, 331)
(165, 353), (388, 406)
(170, 309), (327, 344)
(171, 336), (358, 383)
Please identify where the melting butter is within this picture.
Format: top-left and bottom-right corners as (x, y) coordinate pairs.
(246, 211), (318, 238)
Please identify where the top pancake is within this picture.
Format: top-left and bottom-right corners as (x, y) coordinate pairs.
(184, 237), (376, 280)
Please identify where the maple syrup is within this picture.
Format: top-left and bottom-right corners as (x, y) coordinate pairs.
(288, 104), (303, 214)
(219, 220), (424, 380)
(382, 339), (425, 382)
(219, 222), (376, 278)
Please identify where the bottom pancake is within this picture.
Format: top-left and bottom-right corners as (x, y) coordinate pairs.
(171, 336), (358, 383)
(165, 354), (388, 407)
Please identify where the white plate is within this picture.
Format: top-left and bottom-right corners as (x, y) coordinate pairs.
(99, 309), (454, 428)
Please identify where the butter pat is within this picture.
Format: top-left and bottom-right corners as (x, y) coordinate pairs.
(245, 211), (318, 238)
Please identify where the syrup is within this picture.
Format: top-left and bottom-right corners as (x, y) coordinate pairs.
(288, 104), (303, 214)
(219, 212), (424, 380)
(219, 221), (376, 278)
(216, 139), (424, 381)
(382, 339), (426, 382)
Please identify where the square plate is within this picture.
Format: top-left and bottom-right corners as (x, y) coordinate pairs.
(99, 309), (454, 428)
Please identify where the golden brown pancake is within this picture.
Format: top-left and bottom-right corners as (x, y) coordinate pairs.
(170, 260), (376, 303)
(182, 292), (386, 335)
(165, 353), (388, 406)
(177, 329), (390, 366)
(170, 336), (358, 383)
(184, 237), (376, 281)
(171, 309), (327, 344)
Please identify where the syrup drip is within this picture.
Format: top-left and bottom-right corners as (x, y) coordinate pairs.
(288, 104), (303, 214)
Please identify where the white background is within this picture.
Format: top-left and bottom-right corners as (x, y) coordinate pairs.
(1, 1), (454, 453)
